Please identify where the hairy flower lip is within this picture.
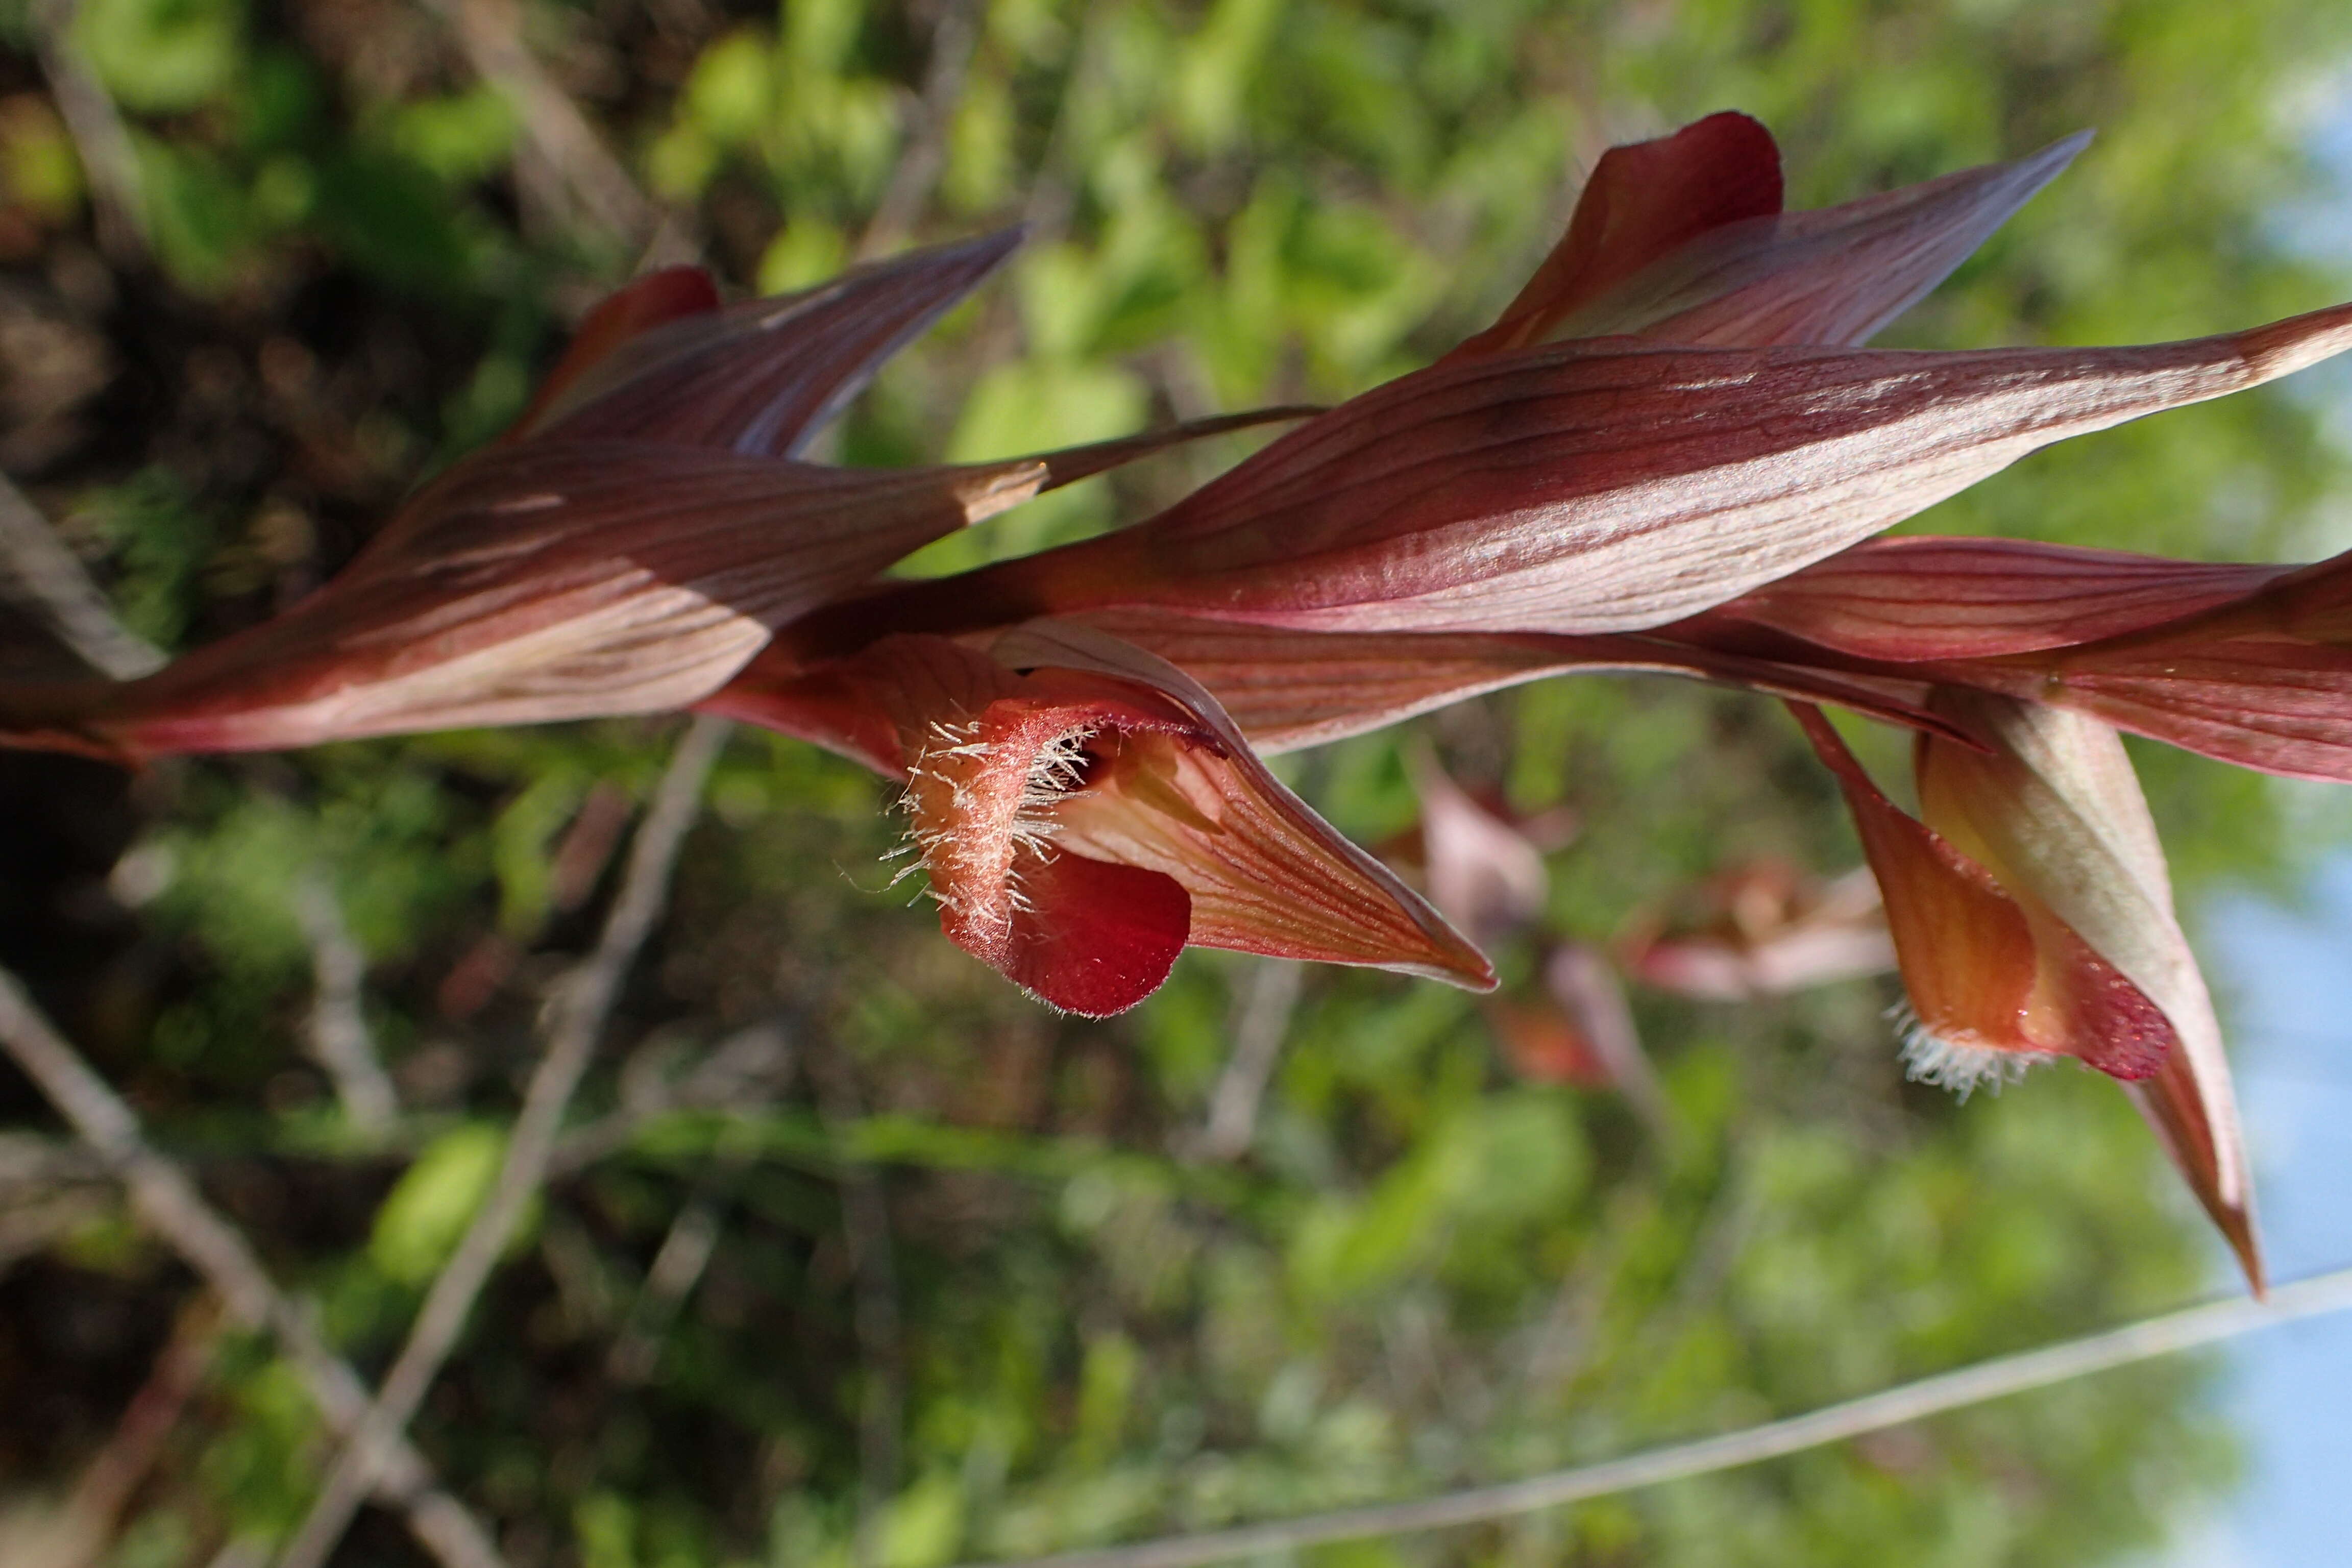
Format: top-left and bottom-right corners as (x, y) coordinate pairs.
(1917, 691), (2259, 1288)
(710, 626), (1494, 1013)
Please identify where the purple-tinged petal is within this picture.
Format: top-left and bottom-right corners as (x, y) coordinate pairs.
(2032, 643), (2352, 783)
(508, 265), (721, 437)
(1451, 111), (1785, 360)
(1701, 534), (2285, 661)
(1981, 547), (2352, 783)
(1038, 609), (1955, 753)
(0, 401), (1316, 761)
(798, 302), (2352, 645)
(523, 228), (1024, 455)
(1554, 134), (2088, 349)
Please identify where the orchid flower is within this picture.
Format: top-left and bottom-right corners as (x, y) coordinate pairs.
(2, 109), (2304, 1278)
(0, 232), (1293, 761)
(1787, 698), (2258, 1285)
(704, 621), (1489, 1015)
(707, 114), (2308, 1279)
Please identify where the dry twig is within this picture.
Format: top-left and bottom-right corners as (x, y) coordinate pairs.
(960, 1266), (2352, 1568)
(415, 0), (655, 247)
(550, 1017), (796, 1177)
(272, 715), (730, 1568)
(0, 473), (163, 680)
(0, 968), (508, 1568)
(856, 0), (982, 260)
(812, 1050), (906, 1567)
(1190, 959), (1305, 1161)
(605, 1022), (793, 1382)
(26, 0), (148, 264)
(292, 875), (401, 1134)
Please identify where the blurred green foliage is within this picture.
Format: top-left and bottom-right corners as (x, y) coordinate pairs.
(6, 2), (2352, 1566)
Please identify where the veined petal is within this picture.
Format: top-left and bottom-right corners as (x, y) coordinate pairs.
(1704, 535), (2285, 661)
(1450, 111), (1785, 359)
(806, 301), (2352, 644)
(1551, 134), (2088, 349)
(6, 445), (1049, 756)
(520, 228), (1023, 454)
(1789, 702), (2175, 1092)
(508, 265), (722, 436)
(1912, 690), (2258, 1284)
(1044, 609), (1954, 753)
(2035, 642), (2352, 783)
(2, 401), (1317, 761)
(2010, 547), (2352, 782)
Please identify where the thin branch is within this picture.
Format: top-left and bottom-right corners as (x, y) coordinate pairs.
(0, 968), (508, 1568)
(0, 473), (164, 680)
(45, 1296), (224, 1568)
(550, 1016), (795, 1176)
(1016, 6), (1110, 247)
(292, 875), (400, 1134)
(1546, 945), (1674, 1143)
(604, 1187), (724, 1383)
(855, 0), (981, 261)
(961, 1266), (2352, 1568)
(606, 1028), (794, 1382)
(414, 0), (655, 246)
(273, 715), (729, 1568)
(1189, 959), (1304, 1162)
(27, 0), (148, 264)
(813, 1050), (905, 1567)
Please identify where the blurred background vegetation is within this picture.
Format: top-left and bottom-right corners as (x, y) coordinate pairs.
(3, 1), (2351, 1565)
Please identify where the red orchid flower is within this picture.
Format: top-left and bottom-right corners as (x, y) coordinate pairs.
(1788, 697), (2258, 1287)
(706, 113), (2293, 1279)
(1253, 555), (2265, 1281)
(0, 232), (1290, 761)
(703, 621), (1490, 1015)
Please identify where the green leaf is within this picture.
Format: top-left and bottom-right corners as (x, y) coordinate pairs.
(75, 0), (242, 113)
(370, 1123), (510, 1286)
